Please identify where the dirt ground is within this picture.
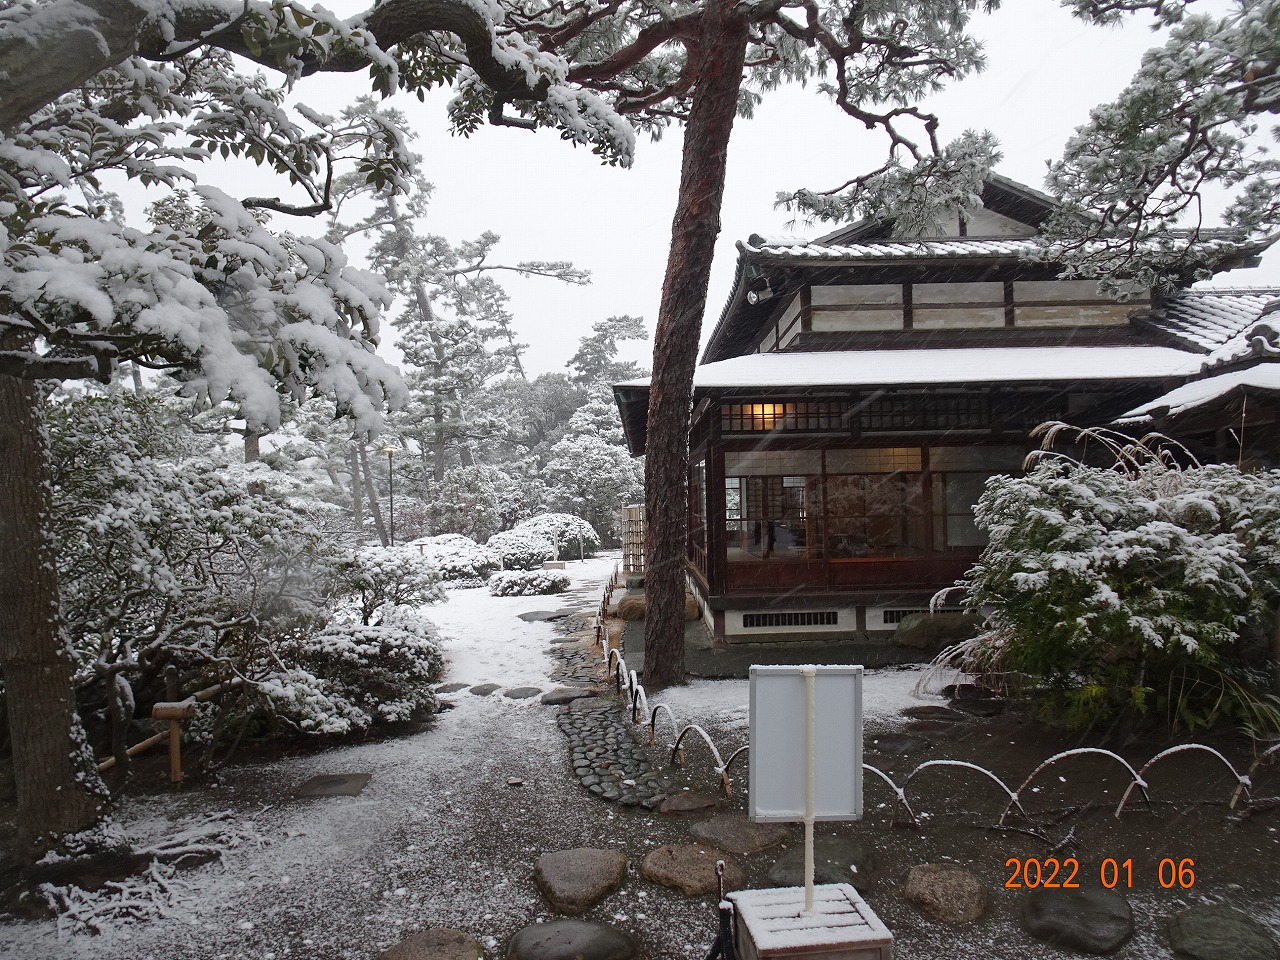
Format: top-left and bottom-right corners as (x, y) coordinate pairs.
(1, 564), (1278, 959)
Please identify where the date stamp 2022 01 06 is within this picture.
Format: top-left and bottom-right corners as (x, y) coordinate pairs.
(1004, 857), (1198, 890)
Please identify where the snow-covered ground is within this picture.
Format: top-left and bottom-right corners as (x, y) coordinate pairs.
(13, 556), (1187, 960)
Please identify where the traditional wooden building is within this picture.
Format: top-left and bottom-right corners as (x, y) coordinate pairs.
(614, 176), (1278, 644)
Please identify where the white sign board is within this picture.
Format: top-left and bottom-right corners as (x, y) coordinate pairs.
(748, 665), (863, 822)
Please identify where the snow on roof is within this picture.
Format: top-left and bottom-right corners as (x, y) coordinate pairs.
(740, 232), (1256, 265)
(617, 346), (1203, 391)
(1117, 363), (1280, 422)
(1154, 288), (1280, 352)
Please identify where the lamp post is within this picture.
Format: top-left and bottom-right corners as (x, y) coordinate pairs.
(382, 445), (399, 546)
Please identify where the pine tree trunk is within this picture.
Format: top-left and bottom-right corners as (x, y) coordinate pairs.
(350, 443), (365, 536)
(0, 363), (110, 865)
(642, 3), (749, 689)
(357, 442), (390, 546)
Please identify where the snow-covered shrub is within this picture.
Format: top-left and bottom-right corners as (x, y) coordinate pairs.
(515, 513), (601, 559)
(953, 431), (1280, 734)
(227, 615), (444, 736)
(328, 546), (447, 625)
(488, 570), (571, 596)
(412, 533), (501, 582)
(486, 529), (556, 570)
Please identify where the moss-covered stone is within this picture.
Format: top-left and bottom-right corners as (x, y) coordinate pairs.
(892, 611), (983, 654)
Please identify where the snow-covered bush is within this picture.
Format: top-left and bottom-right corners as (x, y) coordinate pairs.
(412, 533), (501, 582)
(328, 547), (447, 625)
(953, 430), (1280, 734)
(222, 615), (444, 736)
(515, 513), (601, 559)
(486, 529), (557, 570)
(488, 571), (571, 596)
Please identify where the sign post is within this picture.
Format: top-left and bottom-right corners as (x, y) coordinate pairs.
(737, 665), (892, 960)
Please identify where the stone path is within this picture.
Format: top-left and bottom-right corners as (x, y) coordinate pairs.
(557, 699), (669, 809)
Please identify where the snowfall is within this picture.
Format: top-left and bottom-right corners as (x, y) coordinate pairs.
(4, 556), (1275, 960)
(0, 556), (945, 959)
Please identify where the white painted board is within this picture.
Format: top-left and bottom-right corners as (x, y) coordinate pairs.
(748, 665), (863, 822)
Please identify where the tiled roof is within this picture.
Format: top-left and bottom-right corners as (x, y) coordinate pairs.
(1151, 289), (1280, 352)
(740, 231), (1254, 265)
(1118, 362), (1280, 423)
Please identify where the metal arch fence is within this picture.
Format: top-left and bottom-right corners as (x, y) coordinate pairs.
(587, 577), (1277, 828)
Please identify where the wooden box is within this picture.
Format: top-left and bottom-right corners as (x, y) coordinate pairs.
(729, 884), (893, 960)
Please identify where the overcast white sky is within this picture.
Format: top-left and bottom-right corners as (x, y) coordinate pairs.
(249, 0), (1280, 377)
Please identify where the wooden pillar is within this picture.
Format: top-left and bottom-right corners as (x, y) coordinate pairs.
(707, 409), (727, 601)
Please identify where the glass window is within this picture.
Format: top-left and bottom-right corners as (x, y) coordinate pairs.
(688, 459), (707, 573)
(931, 472), (991, 549)
(825, 472), (926, 558)
(725, 473), (822, 562)
(720, 402), (848, 433)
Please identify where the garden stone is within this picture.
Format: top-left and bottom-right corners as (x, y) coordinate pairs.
(900, 705), (962, 721)
(507, 920), (637, 960)
(892, 611), (982, 653)
(659, 791), (720, 815)
(641, 845), (744, 896)
(691, 813), (789, 855)
(435, 683), (468, 694)
(535, 849), (627, 915)
(1022, 888), (1134, 954)
(380, 928), (485, 960)
(949, 697), (1004, 717)
(469, 683), (501, 696)
(767, 836), (877, 892)
(865, 733), (927, 756)
(902, 863), (989, 924)
(504, 686), (543, 699)
(1168, 905), (1280, 960)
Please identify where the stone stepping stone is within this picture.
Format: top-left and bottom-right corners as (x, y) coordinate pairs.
(379, 928), (485, 960)
(640, 844), (744, 896)
(768, 836), (877, 892)
(1022, 888), (1133, 954)
(907, 720), (961, 736)
(1168, 905), (1280, 960)
(902, 863), (989, 924)
(659, 791), (720, 815)
(518, 609), (574, 622)
(534, 848), (627, 915)
(690, 813), (789, 855)
(469, 683), (501, 696)
(507, 919), (637, 960)
(435, 683), (468, 694)
(295, 773), (371, 798)
(864, 733), (927, 756)
(504, 686), (543, 699)
(949, 697), (1004, 717)
(542, 687), (600, 705)
(901, 704), (963, 721)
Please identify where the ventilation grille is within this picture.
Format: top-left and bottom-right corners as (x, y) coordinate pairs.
(881, 609), (930, 625)
(742, 611), (838, 629)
